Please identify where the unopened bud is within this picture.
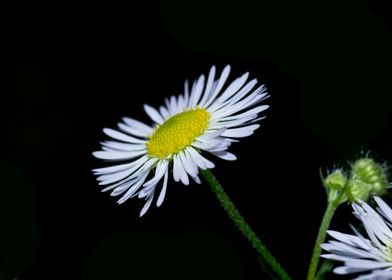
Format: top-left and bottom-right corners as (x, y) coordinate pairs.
(347, 158), (388, 202)
(324, 169), (347, 191)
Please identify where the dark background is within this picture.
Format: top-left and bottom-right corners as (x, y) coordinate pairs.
(1, 0), (392, 279)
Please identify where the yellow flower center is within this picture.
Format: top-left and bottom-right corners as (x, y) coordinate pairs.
(386, 243), (392, 262)
(146, 108), (210, 159)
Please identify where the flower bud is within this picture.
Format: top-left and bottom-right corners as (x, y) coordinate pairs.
(323, 169), (347, 191)
(347, 158), (388, 202)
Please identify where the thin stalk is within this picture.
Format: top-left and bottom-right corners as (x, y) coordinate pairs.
(201, 169), (291, 280)
(306, 202), (338, 280)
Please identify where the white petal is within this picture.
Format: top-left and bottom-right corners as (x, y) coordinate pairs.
(118, 123), (149, 138)
(122, 117), (153, 134)
(176, 155), (189, 185)
(203, 65), (231, 108)
(224, 78), (260, 104)
(174, 95), (183, 114)
(144, 104), (165, 124)
(321, 242), (372, 259)
(139, 191), (155, 217)
(187, 147), (215, 169)
(98, 156), (151, 186)
(92, 162), (134, 175)
(189, 75), (205, 108)
(173, 155), (181, 182)
(219, 105), (269, 121)
(321, 254), (361, 262)
(179, 151), (198, 177)
(103, 128), (146, 143)
(183, 80), (190, 106)
(221, 124), (260, 138)
(169, 95), (179, 114)
(357, 213), (386, 249)
(191, 174), (201, 184)
(213, 87), (268, 118)
(192, 139), (230, 153)
(101, 141), (146, 152)
(159, 105), (170, 119)
(198, 65), (216, 107)
(213, 72), (249, 106)
(143, 160), (169, 188)
(93, 150), (146, 161)
(354, 270), (392, 280)
(210, 151), (237, 161)
(207, 144), (232, 153)
(361, 200), (390, 227)
(327, 230), (372, 250)
(138, 185), (155, 198)
(375, 196), (392, 224)
(201, 128), (227, 138)
(97, 164), (143, 185)
(111, 175), (146, 196)
(210, 115), (258, 129)
(333, 260), (391, 274)
(209, 81), (262, 113)
(116, 173), (149, 204)
(184, 149), (200, 174)
(364, 215), (392, 245)
(334, 266), (365, 275)
(157, 170), (169, 207)
(177, 94), (185, 111)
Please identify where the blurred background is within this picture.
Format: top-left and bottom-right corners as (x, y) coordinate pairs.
(1, 0), (392, 279)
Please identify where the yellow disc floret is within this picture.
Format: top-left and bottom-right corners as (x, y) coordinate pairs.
(146, 107), (210, 159)
(386, 243), (392, 263)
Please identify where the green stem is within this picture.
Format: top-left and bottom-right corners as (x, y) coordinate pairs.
(201, 169), (291, 280)
(306, 202), (338, 280)
(315, 260), (334, 280)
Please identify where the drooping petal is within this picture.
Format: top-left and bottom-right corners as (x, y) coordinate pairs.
(157, 170), (169, 207)
(139, 191), (155, 217)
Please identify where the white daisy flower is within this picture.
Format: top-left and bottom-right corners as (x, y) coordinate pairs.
(92, 65), (268, 216)
(321, 197), (392, 279)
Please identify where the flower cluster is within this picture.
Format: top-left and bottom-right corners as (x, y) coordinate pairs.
(323, 158), (388, 205)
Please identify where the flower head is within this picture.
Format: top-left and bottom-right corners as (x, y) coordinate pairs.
(347, 158), (389, 202)
(321, 197), (392, 279)
(92, 65), (268, 216)
(323, 169), (348, 204)
(323, 169), (347, 191)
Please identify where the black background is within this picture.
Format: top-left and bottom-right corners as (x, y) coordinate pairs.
(1, 0), (392, 279)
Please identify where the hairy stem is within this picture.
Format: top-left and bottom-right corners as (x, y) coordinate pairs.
(306, 202), (337, 280)
(201, 169), (291, 280)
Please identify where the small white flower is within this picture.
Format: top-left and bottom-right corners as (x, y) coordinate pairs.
(92, 65), (268, 216)
(321, 197), (392, 279)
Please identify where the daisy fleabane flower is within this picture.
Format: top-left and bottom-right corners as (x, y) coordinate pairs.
(92, 65), (268, 216)
(321, 197), (392, 279)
